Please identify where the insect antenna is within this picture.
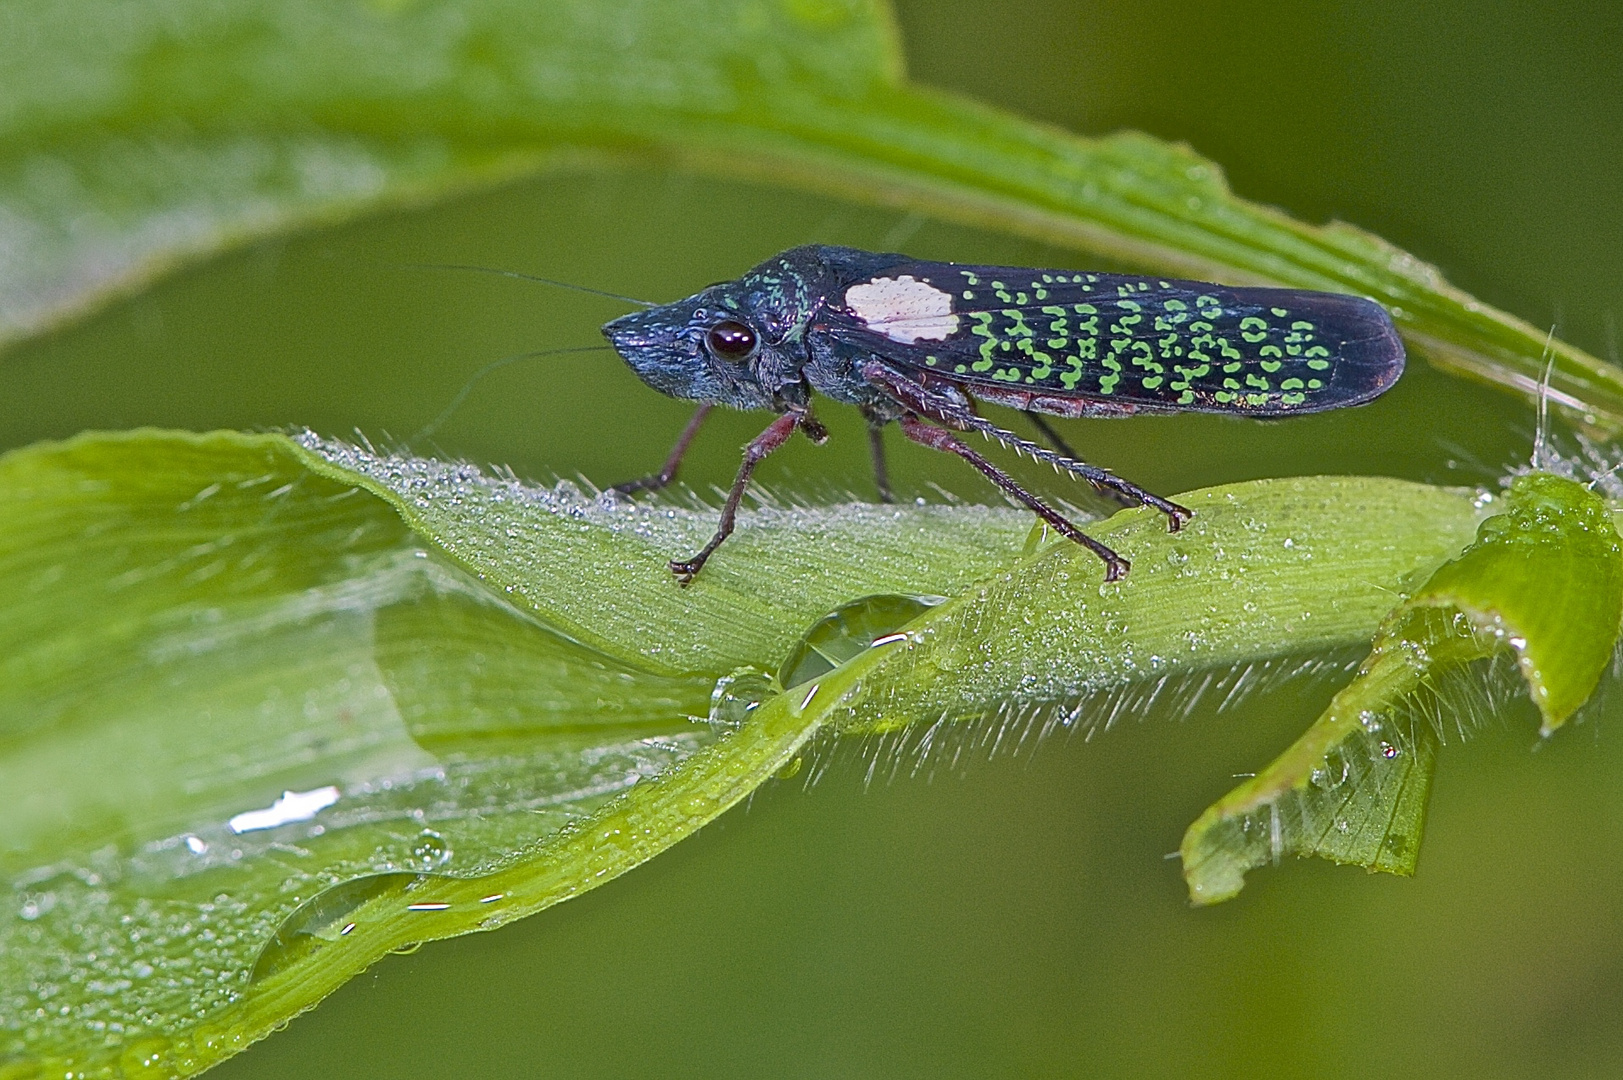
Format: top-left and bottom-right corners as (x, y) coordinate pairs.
(409, 344), (613, 445)
(402, 263), (658, 308)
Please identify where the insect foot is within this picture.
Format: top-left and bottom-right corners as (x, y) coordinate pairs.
(669, 557), (705, 586)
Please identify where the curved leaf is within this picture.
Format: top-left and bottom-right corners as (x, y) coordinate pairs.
(0, 429), (1497, 1075)
(1181, 473), (1623, 904)
(286, 431), (1041, 676)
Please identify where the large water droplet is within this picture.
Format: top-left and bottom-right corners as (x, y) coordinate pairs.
(708, 667), (778, 730)
(250, 873), (420, 983)
(777, 593), (944, 688)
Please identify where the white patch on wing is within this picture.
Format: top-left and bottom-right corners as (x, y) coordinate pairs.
(844, 275), (958, 344)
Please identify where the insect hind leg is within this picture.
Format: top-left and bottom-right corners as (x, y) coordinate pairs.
(862, 361), (1191, 531)
(1022, 412), (1136, 509)
(978, 413), (1189, 529)
(897, 416), (1129, 581)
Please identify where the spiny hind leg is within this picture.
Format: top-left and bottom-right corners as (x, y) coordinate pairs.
(862, 360), (1190, 531)
(896, 415), (1130, 581)
(1022, 411), (1136, 508)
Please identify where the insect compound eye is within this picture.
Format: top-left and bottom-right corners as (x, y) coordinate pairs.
(705, 319), (759, 363)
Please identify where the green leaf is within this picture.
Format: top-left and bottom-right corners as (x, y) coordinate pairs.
(1, 429), (1498, 1076)
(1409, 473), (1623, 733)
(3, 0), (1619, 427)
(1180, 473), (1623, 905)
(285, 431), (1040, 676)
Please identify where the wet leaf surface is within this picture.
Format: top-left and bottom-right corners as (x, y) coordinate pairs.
(0, 430), (1505, 1075)
(1181, 473), (1623, 904)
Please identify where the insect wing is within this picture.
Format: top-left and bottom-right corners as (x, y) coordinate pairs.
(828, 262), (1405, 415)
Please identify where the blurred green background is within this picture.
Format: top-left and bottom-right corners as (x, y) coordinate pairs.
(6, 1), (1623, 1076)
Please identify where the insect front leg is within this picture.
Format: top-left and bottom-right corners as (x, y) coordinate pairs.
(612, 404), (714, 496)
(669, 410), (804, 585)
(896, 416), (1130, 582)
(862, 361), (1191, 531)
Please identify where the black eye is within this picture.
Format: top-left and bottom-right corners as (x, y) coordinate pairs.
(706, 319), (758, 362)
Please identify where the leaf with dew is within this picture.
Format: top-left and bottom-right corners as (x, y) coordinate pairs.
(0, 428), (1507, 1074)
(1180, 472), (1623, 904)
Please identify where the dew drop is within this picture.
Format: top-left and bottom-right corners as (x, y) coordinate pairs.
(121, 1037), (172, 1079)
(777, 593), (944, 688)
(708, 668), (778, 731)
(249, 873), (420, 984)
(410, 830), (451, 870)
(18, 891), (55, 921)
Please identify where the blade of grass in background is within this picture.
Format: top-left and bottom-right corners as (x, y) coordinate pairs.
(1, 0), (1619, 426)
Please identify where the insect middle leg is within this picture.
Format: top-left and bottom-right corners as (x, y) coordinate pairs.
(670, 410), (804, 585)
(897, 416), (1131, 581)
(862, 408), (895, 504)
(612, 403), (713, 496)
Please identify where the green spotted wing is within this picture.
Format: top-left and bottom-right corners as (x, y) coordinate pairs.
(829, 262), (1405, 415)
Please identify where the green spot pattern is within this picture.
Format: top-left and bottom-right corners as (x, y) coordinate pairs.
(874, 267), (1385, 413)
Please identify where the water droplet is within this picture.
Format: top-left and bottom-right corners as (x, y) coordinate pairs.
(1381, 742), (1400, 759)
(121, 1036), (172, 1079)
(708, 667), (778, 730)
(249, 873), (420, 983)
(18, 891), (55, 921)
(411, 830), (451, 869)
(1022, 519), (1054, 555)
(777, 593), (944, 688)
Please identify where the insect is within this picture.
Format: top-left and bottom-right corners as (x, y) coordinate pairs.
(601, 245), (1405, 584)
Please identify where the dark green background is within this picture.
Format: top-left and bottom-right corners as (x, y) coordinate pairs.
(7, 1), (1623, 1076)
